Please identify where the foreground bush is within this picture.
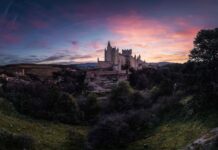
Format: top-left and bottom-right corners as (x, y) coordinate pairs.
(0, 129), (35, 150)
(80, 93), (100, 123)
(86, 110), (157, 150)
(67, 129), (85, 149)
(4, 82), (82, 124)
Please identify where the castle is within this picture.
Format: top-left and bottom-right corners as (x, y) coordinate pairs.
(86, 42), (146, 93)
(97, 41), (145, 71)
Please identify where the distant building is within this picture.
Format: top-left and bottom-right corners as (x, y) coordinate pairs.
(97, 41), (146, 71)
(86, 42), (147, 94)
(15, 69), (25, 77)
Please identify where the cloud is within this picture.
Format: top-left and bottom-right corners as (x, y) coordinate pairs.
(88, 41), (103, 49)
(0, 16), (22, 45)
(30, 19), (49, 29)
(148, 53), (188, 62)
(106, 13), (202, 62)
(0, 53), (41, 65)
(0, 51), (96, 65)
(72, 40), (78, 46)
(38, 53), (95, 64)
(0, 33), (22, 44)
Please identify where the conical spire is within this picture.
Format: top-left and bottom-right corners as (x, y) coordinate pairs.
(107, 41), (112, 48)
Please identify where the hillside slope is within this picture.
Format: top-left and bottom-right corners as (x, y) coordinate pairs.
(0, 98), (88, 150)
(127, 112), (218, 150)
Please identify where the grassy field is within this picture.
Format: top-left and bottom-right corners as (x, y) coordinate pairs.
(128, 112), (218, 150)
(0, 98), (88, 150)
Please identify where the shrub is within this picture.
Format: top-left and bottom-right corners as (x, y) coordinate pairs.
(107, 81), (134, 112)
(130, 91), (152, 109)
(67, 129), (85, 149)
(0, 129), (35, 150)
(4, 82), (82, 124)
(86, 114), (133, 150)
(86, 110), (158, 150)
(82, 93), (100, 123)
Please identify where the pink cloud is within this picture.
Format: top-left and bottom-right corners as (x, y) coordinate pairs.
(106, 14), (202, 63)
(88, 41), (103, 49)
(0, 33), (22, 44)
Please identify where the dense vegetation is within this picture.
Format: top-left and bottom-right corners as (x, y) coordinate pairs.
(86, 28), (218, 149)
(0, 97), (87, 150)
(0, 28), (218, 149)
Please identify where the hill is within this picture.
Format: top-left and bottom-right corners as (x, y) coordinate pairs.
(0, 97), (88, 150)
(128, 111), (218, 150)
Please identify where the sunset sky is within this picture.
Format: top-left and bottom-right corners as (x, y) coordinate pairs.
(0, 0), (218, 65)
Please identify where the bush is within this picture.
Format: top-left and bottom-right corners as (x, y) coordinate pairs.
(150, 94), (183, 117)
(129, 68), (163, 90)
(107, 81), (134, 112)
(0, 129), (35, 150)
(86, 110), (158, 150)
(67, 129), (85, 149)
(53, 93), (81, 124)
(0, 98), (17, 116)
(81, 93), (100, 123)
(4, 82), (82, 124)
(86, 114), (134, 150)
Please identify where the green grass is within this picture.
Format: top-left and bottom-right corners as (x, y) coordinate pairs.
(0, 98), (88, 150)
(128, 112), (218, 150)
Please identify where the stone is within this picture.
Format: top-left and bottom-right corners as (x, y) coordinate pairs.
(184, 127), (218, 150)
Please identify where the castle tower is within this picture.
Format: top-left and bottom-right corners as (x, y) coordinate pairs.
(105, 41), (119, 65)
(107, 41), (112, 49)
(105, 41), (112, 62)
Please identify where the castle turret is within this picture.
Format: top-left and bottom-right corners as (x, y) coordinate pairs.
(137, 55), (141, 60)
(107, 41), (112, 49)
(122, 49), (132, 57)
(105, 41), (112, 62)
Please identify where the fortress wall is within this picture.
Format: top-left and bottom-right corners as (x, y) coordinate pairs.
(98, 61), (112, 69)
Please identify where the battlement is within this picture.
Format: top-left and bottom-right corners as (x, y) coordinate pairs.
(122, 49), (132, 56)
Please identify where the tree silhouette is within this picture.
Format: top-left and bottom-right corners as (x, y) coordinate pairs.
(189, 28), (218, 65)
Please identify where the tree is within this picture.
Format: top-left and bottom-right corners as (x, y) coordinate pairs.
(189, 28), (218, 81)
(188, 28), (218, 110)
(83, 93), (100, 122)
(108, 81), (133, 112)
(189, 28), (218, 65)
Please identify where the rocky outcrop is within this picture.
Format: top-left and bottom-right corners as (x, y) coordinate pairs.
(184, 128), (218, 150)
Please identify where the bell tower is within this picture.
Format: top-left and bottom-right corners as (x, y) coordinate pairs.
(105, 41), (113, 62)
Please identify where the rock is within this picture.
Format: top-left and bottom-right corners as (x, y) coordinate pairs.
(184, 127), (218, 150)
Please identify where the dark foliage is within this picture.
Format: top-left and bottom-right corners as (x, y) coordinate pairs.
(87, 109), (160, 150)
(0, 129), (35, 150)
(187, 28), (218, 110)
(80, 93), (100, 123)
(86, 81), (179, 150)
(4, 82), (82, 124)
(129, 67), (163, 90)
(67, 129), (85, 149)
(53, 69), (87, 95)
(189, 28), (218, 65)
